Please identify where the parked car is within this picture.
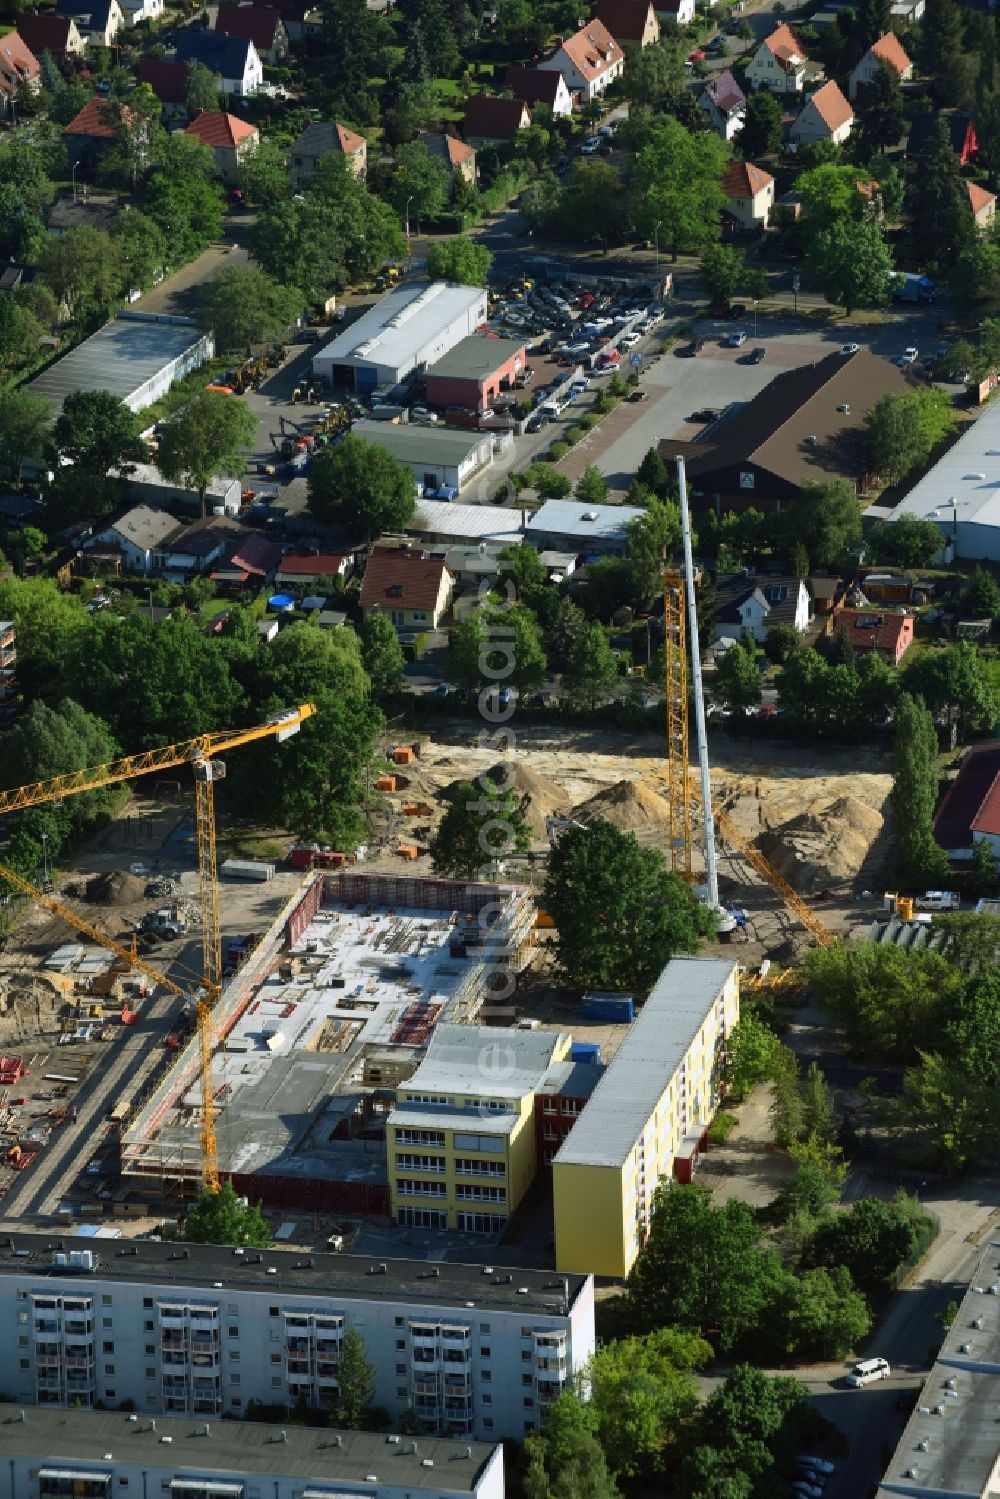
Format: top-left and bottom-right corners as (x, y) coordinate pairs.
(627, 389), (648, 402)
(620, 332), (641, 349)
(796, 1459), (835, 1477)
(678, 339), (702, 357)
(897, 346), (919, 366)
(846, 1357), (891, 1387)
(747, 346), (766, 364)
(839, 342), (861, 355)
(580, 136), (603, 154)
(726, 330), (748, 348)
(689, 407), (720, 423)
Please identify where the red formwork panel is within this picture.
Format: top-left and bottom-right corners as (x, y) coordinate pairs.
(232, 1170), (390, 1218)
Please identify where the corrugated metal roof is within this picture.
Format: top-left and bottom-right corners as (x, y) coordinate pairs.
(30, 314), (209, 414)
(526, 499), (644, 544)
(313, 282), (486, 374)
(409, 498), (524, 541)
(554, 957), (737, 1169)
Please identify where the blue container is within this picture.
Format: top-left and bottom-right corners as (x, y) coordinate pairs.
(571, 1042), (601, 1065)
(581, 993), (635, 1023)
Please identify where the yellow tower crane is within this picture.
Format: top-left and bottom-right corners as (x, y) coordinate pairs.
(0, 704), (316, 1189)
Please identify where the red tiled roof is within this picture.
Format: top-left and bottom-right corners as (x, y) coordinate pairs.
(63, 96), (132, 138)
(0, 29), (39, 94)
(334, 122), (365, 154)
(868, 31), (911, 74)
(721, 160), (774, 198)
(14, 14), (75, 54)
(764, 21), (806, 64)
(832, 607), (912, 654)
(359, 546), (452, 612)
(185, 109), (258, 148)
(557, 19), (623, 81)
(215, 3), (282, 50)
(225, 531), (282, 577)
(972, 772), (1000, 838)
(594, 0), (656, 44)
(277, 552), (347, 577)
(463, 94), (530, 139)
(935, 743), (1000, 850)
(805, 80), (853, 132)
(967, 180), (996, 217)
(135, 57), (189, 104)
(503, 65), (567, 108)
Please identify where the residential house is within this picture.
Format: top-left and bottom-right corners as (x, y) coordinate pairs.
(210, 531), (283, 593)
(289, 119), (367, 183)
(537, 20), (624, 101)
(93, 505), (180, 575)
(62, 96), (132, 167)
(215, 3), (289, 63)
(261, 0), (307, 40)
(790, 80), (853, 147)
(659, 0), (696, 25)
(699, 69), (746, 139)
(810, 576), (843, 615)
(721, 160), (774, 231)
(747, 23), (809, 94)
(274, 551), (354, 588)
(891, 0), (923, 19)
(830, 606), (914, 665)
(462, 94), (531, 145)
(174, 30), (263, 96)
(0, 31), (39, 118)
(135, 57), (190, 120)
(907, 111), (977, 165)
(935, 743), (1000, 859)
(416, 131), (476, 191)
(54, 0), (125, 46)
(14, 12), (85, 56)
(157, 516), (247, 578)
(967, 180), (996, 229)
(848, 30), (912, 100)
(0, 262), (35, 293)
(359, 543), (455, 632)
(714, 573), (811, 644)
(595, 0), (660, 48)
(185, 109), (259, 181)
(118, 0), (165, 26)
(503, 65), (573, 117)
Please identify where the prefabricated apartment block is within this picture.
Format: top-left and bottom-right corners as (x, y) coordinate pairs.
(0, 1234), (594, 1442)
(0, 1406), (505, 1499)
(119, 874), (536, 1211)
(552, 957), (740, 1279)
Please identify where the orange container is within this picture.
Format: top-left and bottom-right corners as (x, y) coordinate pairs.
(376, 775), (397, 792)
(393, 746), (415, 765)
(397, 844), (418, 859)
(402, 803), (419, 816)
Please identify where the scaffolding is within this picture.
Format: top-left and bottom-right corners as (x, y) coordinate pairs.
(663, 569), (693, 880)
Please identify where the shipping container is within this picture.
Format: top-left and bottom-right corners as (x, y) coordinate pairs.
(581, 992), (635, 1023)
(376, 775), (398, 792)
(220, 859), (276, 882)
(571, 1041), (601, 1064)
(392, 746), (415, 765)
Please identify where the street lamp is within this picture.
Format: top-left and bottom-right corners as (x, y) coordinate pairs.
(41, 834), (49, 886)
(753, 299), (758, 342)
(405, 194), (414, 248)
(71, 160), (79, 205)
(653, 219), (662, 277)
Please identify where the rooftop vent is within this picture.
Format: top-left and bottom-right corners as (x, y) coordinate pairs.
(465, 1446), (473, 1459)
(421, 1459), (434, 1468)
(805, 435), (818, 446)
(160, 1436), (173, 1445)
(580, 511), (599, 521)
(965, 473), (987, 481)
(905, 1468), (919, 1480)
(128, 1415), (138, 1424)
(517, 1287), (529, 1295)
(387, 1435), (400, 1445)
(974, 1317), (985, 1328)
(961, 1342), (972, 1354)
(945, 1378), (957, 1390)
(838, 404), (850, 414)
(933, 1404), (945, 1415)
(917, 1440), (929, 1452)
(365, 1478), (378, 1484)
(103, 1454), (113, 1461)
(483, 1267), (493, 1275)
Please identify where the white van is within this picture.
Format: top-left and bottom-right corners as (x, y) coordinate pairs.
(538, 400), (563, 420)
(846, 1357), (890, 1387)
(916, 891), (960, 911)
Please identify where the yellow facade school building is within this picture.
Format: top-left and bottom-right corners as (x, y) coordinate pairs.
(552, 957), (739, 1280)
(387, 1024), (573, 1235)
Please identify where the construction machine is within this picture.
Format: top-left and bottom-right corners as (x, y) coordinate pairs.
(0, 704), (317, 1189)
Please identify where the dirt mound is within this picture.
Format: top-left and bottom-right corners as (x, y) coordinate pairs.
(574, 778), (670, 832)
(757, 794), (884, 894)
(85, 869), (146, 904)
(441, 762), (570, 838)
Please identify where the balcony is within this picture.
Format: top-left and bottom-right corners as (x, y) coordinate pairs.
(316, 1370), (340, 1387)
(286, 1359), (311, 1376)
(34, 1320), (61, 1335)
(535, 1357), (567, 1374)
(286, 1336), (310, 1354)
(35, 1375), (62, 1392)
(413, 1378), (439, 1397)
(315, 1339), (340, 1357)
(64, 1355), (94, 1371)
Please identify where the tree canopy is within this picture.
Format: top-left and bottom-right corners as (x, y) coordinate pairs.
(307, 435), (415, 538)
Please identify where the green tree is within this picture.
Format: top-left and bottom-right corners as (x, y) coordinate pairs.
(186, 60), (221, 115)
(800, 1060), (837, 1142)
(335, 1326), (377, 1428)
(685, 1365), (806, 1484)
(866, 386), (957, 484)
(813, 1194), (926, 1294)
(858, 64), (905, 153)
(447, 605), (547, 695)
(725, 1012), (782, 1097)
(971, 835), (1000, 893)
(804, 941), (964, 1062)
(575, 463), (608, 507)
(425, 235), (493, 285)
(360, 611), (405, 699)
(763, 621), (802, 664)
(52, 389), (143, 476)
(196, 264), (302, 353)
(143, 166), (226, 262)
(868, 514), (946, 567)
(623, 37), (686, 106)
(236, 138), (290, 208)
(185, 1181), (269, 1245)
(630, 117), (729, 259)
(942, 970), (1000, 1084)
(770, 1265), (872, 1360)
(100, 84), (164, 186)
(902, 643), (1000, 740)
(307, 435), (414, 538)
(920, 0), (972, 107)
(0, 292), (42, 377)
(157, 388), (256, 518)
(0, 697), (122, 853)
(544, 820), (715, 992)
(797, 163), (867, 231)
(889, 1049), (998, 1170)
(38, 224), (123, 321)
(740, 88), (783, 156)
(629, 1187), (785, 1348)
(699, 243), (745, 308)
(391, 140), (450, 230)
(587, 1328), (710, 1480)
(563, 622), (620, 710)
(541, 595), (590, 673)
(524, 1398), (622, 1499)
(805, 209), (893, 314)
(430, 776), (531, 877)
(624, 495), (682, 609)
(962, 566), (1000, 617)
(910, 113), (971, 269)
(111, 209), (168, 294)
(778, 479), (863, 571)
(712, 638), (762, 715)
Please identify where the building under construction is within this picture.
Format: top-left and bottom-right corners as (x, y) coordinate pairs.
(120, 872), (536, 1213)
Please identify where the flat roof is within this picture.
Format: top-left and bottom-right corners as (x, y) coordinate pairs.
(427, 335), (525, 382)
(409, 498), (524, 542)
(525, 499), (645, 544)
(0, 1405), (498, 1490)
(883, 401), (1000, 533)
(553, 958), (737, 1169)
(313, 282), (485, 372)
(30, 313), (209, 414)
(877, 1239), (1000, 1498)
(353, 420), (490, 463)
(0, 1231), (588, 1317)
(400, 1023), (570, 1099)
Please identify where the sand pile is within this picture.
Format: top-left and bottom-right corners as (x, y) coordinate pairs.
(757, 794), (884, 893)
(574, 778), (670, 832)
(85, 869), (146, 904)
(442, 762), (570, 838)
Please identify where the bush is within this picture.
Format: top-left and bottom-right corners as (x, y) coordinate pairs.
(593, 390), (612, 414)
(548, 441), (570, 460)
(564, 425), (584, 444)
(708, 1110), (737, 1144)
(579, 413), (599, 431)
